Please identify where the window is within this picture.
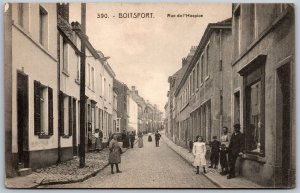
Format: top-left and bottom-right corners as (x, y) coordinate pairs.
(91, 67), (94, 91)
(109, 84), (111, 103)
(39, 6), (48, 47)
(99, 74), (102, 96)
(104, 78), (106, 99)
(196, 61), (199, 89)
(193, 69), (196, 93)
(34, 81), (53, 136)
(62, 40), (69, 73)
(240, 56), (265, 155)
(206, 44), (210, 77)
(75, 53), (80, 82)
(88, 64), (91, 88)
(58, 92), (73, 137)
(200, 55), (204, 83)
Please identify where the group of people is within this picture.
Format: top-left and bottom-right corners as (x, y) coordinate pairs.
(121, 130), (136, 149)
(191, 124), (245, 179)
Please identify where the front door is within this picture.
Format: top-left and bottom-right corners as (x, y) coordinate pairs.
(17, 72), (29, 167)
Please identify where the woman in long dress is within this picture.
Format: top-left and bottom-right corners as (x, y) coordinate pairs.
(138, 132), (144, 148)
(193, 136), (207, 174)
(108, 134), (122, 174)
(94, 129), (101, 151)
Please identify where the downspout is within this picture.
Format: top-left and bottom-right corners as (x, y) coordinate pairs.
(219, 29), (223, 138)
(56, 3), (61, 164)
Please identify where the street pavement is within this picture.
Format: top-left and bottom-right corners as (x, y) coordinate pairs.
(40, 135), (217, 188)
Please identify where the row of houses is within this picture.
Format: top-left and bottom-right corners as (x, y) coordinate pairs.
(4, 3), (162, 178)
(164, 4), (295, 188)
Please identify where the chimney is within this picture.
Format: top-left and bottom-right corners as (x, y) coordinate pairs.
(182, 57), (188, 67)
(131, 86), (138, 95)
(131, 86), (136, 91)
(57, 3), (69, 22)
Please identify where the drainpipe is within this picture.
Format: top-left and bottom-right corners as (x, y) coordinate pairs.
(56, 3), (61, 164)
(219, 29), (223, 138)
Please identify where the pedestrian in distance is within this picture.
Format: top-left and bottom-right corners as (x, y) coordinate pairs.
(148, 133), (152, 142)
(130, 131), (135, 148)
(108, 134), (122, 174)
(219, 144), (229, 175)
(227, 123), (245, 179)
(193, 136), (207, 174)
(188, 138), (194, 153)
(155, 130), (161, 147)
(208, 136), (221, 169)
(94, 129), (101, 152)
(138, 131), (144, 148)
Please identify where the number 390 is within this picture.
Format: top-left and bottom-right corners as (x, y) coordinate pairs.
(97, 13), (108, 18)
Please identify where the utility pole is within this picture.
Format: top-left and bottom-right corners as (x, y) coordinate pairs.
(79, 3), (86, 168)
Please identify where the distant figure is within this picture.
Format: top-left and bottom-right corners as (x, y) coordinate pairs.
(109, 134), (122, 174)
(219, 144), (229, 175)
(193, 136), (207, 174)
(209, 136), (221, 169)
(148, 133), (152, 142)
(188, 138), (194, 153)
(99, 129), (103, 149)
(138, 132), (144, 148)
(155, 130), (161, 147)
(130, 131), (135, 148)
(227, 124), (245, 179)
(94, 129), (101, 152)
(122, 130), (127, 148)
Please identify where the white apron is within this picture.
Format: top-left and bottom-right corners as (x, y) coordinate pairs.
(193, 142), (207, 166)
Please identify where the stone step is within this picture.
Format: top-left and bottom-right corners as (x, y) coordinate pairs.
(18, 168), (32, 177)
(18, 162), (24, 170)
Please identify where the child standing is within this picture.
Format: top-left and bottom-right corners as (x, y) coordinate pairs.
(193, 136), (207, 174)
(209, 136), (221, 169)
(219, 144), (229, 175)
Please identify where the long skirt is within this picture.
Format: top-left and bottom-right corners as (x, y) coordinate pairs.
(148, 135), (152, 142)
(193, 154), (206, 167)
(95, 138), (101, 150)
(138, 138), (144, 148)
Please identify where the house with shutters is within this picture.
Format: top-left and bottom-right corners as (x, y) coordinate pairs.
(5, 3), (59, 177)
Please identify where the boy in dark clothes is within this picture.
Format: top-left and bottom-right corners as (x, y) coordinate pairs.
(209, 136), (221, 169)
(219, 144), (229, 175)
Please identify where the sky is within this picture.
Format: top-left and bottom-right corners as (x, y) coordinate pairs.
(69, 3), (232, 112)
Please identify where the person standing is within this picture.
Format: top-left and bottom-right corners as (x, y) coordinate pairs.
(219, 144), (229, 175)
(99, 129), (103, 149)
(122, 129), (127, 148)
(148, 133), (152, 142)
(138, 131), (144, 148)
(94, 129), (101, 152)
(227, 123), (245, 179)
(193, 136), (207, 174)
(209, 136), (221, 169)
(130, 131), (135, 148)
(108, 134), (122, 174)
(155, 130), (161, 147)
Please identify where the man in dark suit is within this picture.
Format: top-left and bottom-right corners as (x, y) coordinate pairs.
(227, 123), (245, 179)
(155, 130), (161, 147)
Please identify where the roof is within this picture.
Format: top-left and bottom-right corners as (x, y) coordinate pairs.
(174, 18), (232, 96)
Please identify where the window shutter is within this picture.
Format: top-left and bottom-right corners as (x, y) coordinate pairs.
(69, 96), (73, 136)
(34, 80), (41, 135)
(59, 91), (64, 136)
(48, 87), (53, 135)
(73, 98), (76, 137)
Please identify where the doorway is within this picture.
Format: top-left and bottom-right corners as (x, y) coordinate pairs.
(17, 72), (29, 167)
(277, 63), (291, 187)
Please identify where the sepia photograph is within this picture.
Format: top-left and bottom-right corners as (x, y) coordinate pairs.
(4, 2), (295, 189)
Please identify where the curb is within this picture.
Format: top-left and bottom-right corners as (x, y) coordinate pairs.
(161, 136), (223, 188)
(36, 147), (132, 188)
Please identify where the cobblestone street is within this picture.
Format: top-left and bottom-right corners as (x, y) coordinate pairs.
(40, 136), (217, 188)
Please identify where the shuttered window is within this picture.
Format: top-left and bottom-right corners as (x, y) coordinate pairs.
(34, 81), (41, 135)
(48, 87), (53, 135)
(69, 96), (73, 136)
(59, 91), (64, 136)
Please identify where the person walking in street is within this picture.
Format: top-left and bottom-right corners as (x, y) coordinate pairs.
(138, 131), (144, 148)
(219, 144), (229, 175)
(130, 131), (135, 148)
(208, 136), (221, 169)
(109, 134), (122, 174)
(227, 123), (245, 179)
(193, 136), (207, 174)
(155, 130), (161, 147)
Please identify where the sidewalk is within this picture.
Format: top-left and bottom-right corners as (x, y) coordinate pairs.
(5, 147), (129, 188)
(162, 135), (267, 188)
